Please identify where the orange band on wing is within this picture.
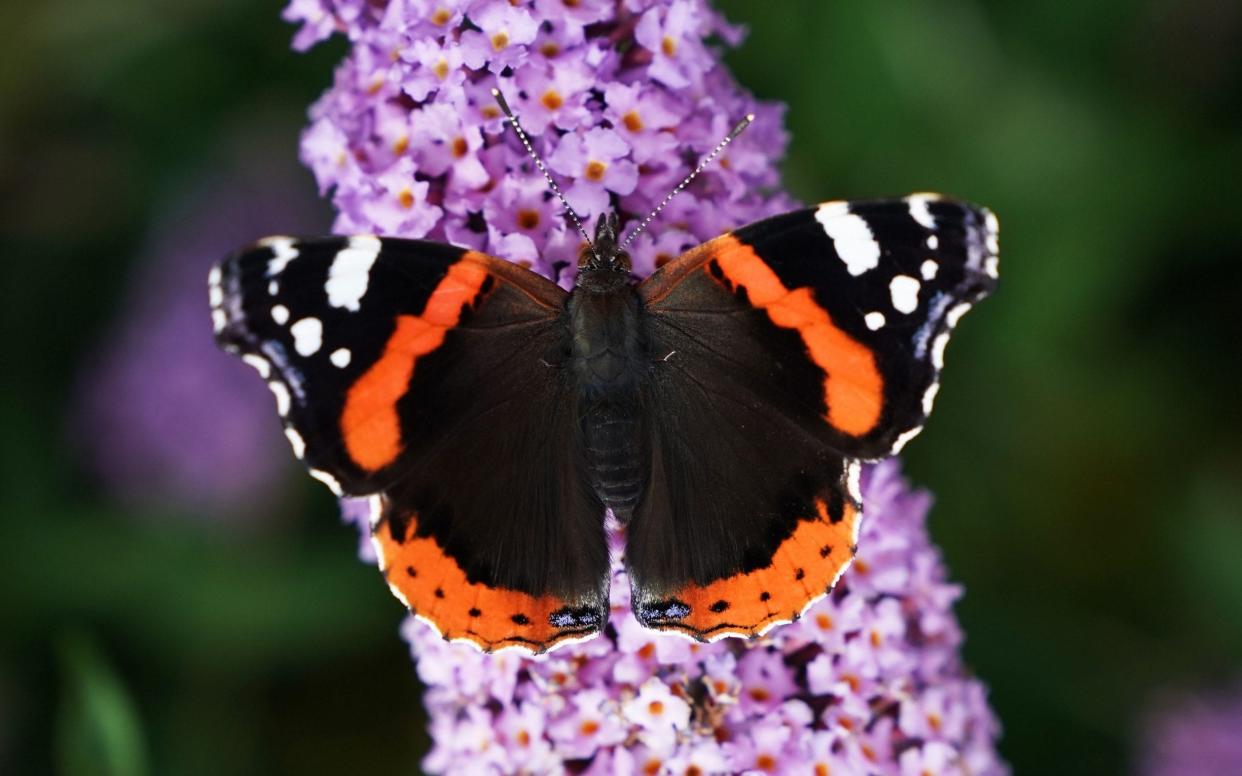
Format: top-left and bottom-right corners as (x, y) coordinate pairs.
(646, 499), (859, 640)
(341, 256), (490, 471)
(713, 235), (883, 437)
(374, 512), (600, 653)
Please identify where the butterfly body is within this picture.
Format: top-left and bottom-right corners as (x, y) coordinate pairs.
(211, 194), (998, 653)
(568, 216), (650, 520)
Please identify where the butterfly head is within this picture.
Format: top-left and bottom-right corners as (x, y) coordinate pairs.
(576, 213), (632, 287)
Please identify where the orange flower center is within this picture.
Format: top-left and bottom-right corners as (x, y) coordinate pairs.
(643, 760), (662, 776)
(648, 700), (665, 715)
(540, 43), (561, 57)
(430, 8), (451, 25)
(491, 31), (510, 50)
(517, 209), (541, 230)
(433, 58), (449, 80)
(579, 719), (600, 735)
(541, 89), (564, 110)
(452, 136), (469, 158)
(392, 135), (409, 156)
(623, 110), (644, 132)
(584, 160), (607, 181)
(756, 754), (777, 772)
(397, 188), (415, 209)
(662, 36), (677, 56)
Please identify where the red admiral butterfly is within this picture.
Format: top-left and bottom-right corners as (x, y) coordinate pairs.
(210, 96), (997, 654)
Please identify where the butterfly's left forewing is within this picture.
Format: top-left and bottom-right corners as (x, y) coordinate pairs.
(213, 237), (610, 653)
(630, 195), (997, 640)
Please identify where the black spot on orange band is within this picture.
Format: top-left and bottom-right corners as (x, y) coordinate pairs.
(374, 507), (602, 653)
(638, 499), (860, 641)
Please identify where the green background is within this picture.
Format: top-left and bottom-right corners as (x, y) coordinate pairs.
(2, 1), (1240, 773)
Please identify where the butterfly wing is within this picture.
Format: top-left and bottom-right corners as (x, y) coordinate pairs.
(629, 195), (997, 640)
(212, 236), (608, 653)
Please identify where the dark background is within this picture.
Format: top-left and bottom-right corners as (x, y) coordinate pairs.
(2, 1), (1240, 773)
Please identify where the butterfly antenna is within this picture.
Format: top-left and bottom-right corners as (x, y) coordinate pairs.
(492, 88), (597, 259)
(618, 113), (755, 250)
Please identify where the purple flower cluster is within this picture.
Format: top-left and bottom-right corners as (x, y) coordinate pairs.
(290, 1), (1004, 772)
(284, 0), (794, 284)
(1140, 682), (1242, 776)
(398, 461), (1004, 774)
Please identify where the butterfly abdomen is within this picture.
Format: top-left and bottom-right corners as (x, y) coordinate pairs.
(567, 275), (648, 520)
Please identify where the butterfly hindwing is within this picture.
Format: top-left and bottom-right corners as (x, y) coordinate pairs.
(212, 236), (610, 652)
(628, 195), (997, 639)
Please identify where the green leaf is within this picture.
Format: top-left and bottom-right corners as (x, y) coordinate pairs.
(55, 631), (149, 776)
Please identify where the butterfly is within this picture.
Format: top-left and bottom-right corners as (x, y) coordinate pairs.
(210, 101), (998, 654)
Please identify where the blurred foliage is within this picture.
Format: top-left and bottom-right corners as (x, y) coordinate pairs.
(1, 0), (1239, 774)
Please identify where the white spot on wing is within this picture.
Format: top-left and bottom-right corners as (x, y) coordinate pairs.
(864, 311), (886, 330)
(208, 267), (223, 306)
(271, 304), (290, 325)
(330, 348), (352, 368)
(907, 194), (937, 230)
(815, 202), (880, 276)
(889, 275), (921, 314)
(846, 461), (862, 503)
(309, 469), (343, 495)
(931, 331), (950, 369)
(290, 317), (323, 356)
(921, 259), (939, 280)
(922, 381), (940, 415)
(984, 209), (1001, 274)
(891, 426), (923, 454)
(927, 234), (939, 250)
(368, 494), (385, 529)
(211, 309), (227, 334)
(268, 380), (291, 416)
(268, 280), (279, 296)
(284, 427), (306, 458)
(946, 302), (972, 328)
(242, 354), (271, 379)
(326, 235), (382, 312)
(261, 236), (299, 276)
